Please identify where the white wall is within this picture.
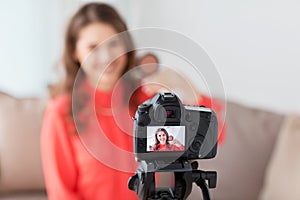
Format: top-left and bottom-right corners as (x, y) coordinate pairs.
(0, 0), (129, 98)
(1, 0), (299, 114)
(0, 1), (60, 97)
(124, 0), (300, 114)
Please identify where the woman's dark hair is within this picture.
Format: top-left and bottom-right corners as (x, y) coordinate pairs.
(51, 3), (137, 133)
(154, 128), (170, 150)
(51, 3), (135, 96)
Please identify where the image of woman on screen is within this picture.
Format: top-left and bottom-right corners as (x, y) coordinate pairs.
(151, 128), (184, 151)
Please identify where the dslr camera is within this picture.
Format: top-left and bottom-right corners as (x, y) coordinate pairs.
(129, 93), (219, 200)
(133, 92), (218, 162)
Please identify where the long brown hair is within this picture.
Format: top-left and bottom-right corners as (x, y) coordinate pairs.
(51, 3), (137, 132)
(154, 128), (171, 150)
(51, 3), (136, 97)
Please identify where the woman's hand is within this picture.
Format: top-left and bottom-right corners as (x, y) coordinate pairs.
(169, 138), (183, 147)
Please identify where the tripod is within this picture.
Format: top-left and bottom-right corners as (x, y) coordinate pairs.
(128, 160), (217, 200)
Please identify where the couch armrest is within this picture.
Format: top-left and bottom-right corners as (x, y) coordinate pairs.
(0, 92), (47, 194)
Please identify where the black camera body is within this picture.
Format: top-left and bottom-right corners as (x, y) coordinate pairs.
(133, 93), (218, 162)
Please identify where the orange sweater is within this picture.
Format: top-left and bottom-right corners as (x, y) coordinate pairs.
(41, 82), (225, 200)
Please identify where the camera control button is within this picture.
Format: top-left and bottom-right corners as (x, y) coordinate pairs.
(190, 140), (202, 153)
(185, 113), (192, 122)
(138, 104), (151, 112)
(193, 141), (201, 149)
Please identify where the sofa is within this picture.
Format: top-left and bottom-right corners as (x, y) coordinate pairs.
(0, 90), (299, 200)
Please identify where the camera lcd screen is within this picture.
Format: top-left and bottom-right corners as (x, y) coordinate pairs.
(147, 126), (185, 152)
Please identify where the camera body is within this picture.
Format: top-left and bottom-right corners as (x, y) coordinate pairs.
(133, 93), (218, 162)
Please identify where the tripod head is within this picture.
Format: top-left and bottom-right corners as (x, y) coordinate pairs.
(128, 161), (217, 200)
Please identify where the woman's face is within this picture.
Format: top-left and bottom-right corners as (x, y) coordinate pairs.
(75, 22), (127, 91)
(157, 131), (167, 145)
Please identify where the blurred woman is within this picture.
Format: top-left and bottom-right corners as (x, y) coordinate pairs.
(41, 3), (148, 199)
